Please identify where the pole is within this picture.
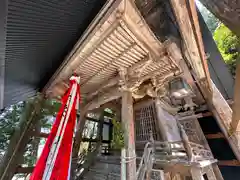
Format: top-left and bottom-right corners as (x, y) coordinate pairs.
(121, 148), (126, 180)
(121, 90), (136, 180)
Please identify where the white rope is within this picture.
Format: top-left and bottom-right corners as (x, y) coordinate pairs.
(121, 156), (137, 163)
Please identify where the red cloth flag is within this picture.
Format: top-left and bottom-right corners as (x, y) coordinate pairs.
(30, 76), (80, 180)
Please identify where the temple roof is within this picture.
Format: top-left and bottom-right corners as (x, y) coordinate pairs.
(0, 0), (106, 109)
(0, 0), (228, 109)
(44, 0), (181, 101)
(43, 0), (209, 110)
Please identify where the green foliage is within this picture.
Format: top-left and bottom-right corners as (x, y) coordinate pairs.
(197, 1), (240, 76)
(214, 23), (240, 76)
(0, 103), (24, 154)
(38, 99), (61, 131)
(111, 118), (124, 149)
(0, 97), (61, 167)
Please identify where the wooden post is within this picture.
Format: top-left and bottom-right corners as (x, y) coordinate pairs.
(190, 168), (204, 180)
(121, 148), (127, 180)
(121, 90), (136, 180)
(205, 165), (217, 180)
(210, 82), (240, 160)
(211, 164), (224, 180)
(232, 61), (240, 131)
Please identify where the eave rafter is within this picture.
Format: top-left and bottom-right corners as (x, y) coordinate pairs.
(44, 0), (183, 109)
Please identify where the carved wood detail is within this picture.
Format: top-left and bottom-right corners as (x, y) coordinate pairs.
(45, 0), (182, 102)
(179, 119), (201, 144)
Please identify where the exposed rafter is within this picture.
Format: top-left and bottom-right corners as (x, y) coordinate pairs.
(44, 0), (181, 101)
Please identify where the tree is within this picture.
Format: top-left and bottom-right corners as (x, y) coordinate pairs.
(0, 96), (60, 179)
(199, 0), (240, 37)
(0, 103), (24, 155)
(22, 98), (60, 166)
(213, 23), (240, 76)
(111, 118), (124, 149)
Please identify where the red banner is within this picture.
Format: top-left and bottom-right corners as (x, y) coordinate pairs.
(30, 76), (80, 180)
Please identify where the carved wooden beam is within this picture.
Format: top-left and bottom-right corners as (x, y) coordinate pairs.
(218, 160), (240, 167)
(85, 60), (178, 110)
(85, 77), (119, 101)
(85, 50), (170, 101)
(205, 133), (225, 139)
(44, 0), (185, 101)
(86, 86), (121, 111)
(210, 82), (240, 161)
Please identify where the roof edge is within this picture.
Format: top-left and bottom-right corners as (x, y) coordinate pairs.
(0, 0), (7, 109)
(42, 0), (115, 94)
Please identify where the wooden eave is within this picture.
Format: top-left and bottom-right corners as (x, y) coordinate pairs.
(170, 0), (211, 89)
(44, 0), (181, 102)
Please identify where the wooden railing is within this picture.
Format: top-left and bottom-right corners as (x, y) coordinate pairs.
(136, 142), (153, 179)
(77, 140), (214, 180)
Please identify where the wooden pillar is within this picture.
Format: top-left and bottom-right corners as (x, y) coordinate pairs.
(211, 164), (224, 180)
(121, 90), (136, 180)
(205, 165), (217, 180)
(210, 82), (240, 160)
(190, 168), (204, 180)
(232, 60), (240, 131)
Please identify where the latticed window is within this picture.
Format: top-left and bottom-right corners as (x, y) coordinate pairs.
(134, 101), (160, 141)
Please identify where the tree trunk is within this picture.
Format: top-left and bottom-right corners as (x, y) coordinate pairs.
(199, 0), (240, 37)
